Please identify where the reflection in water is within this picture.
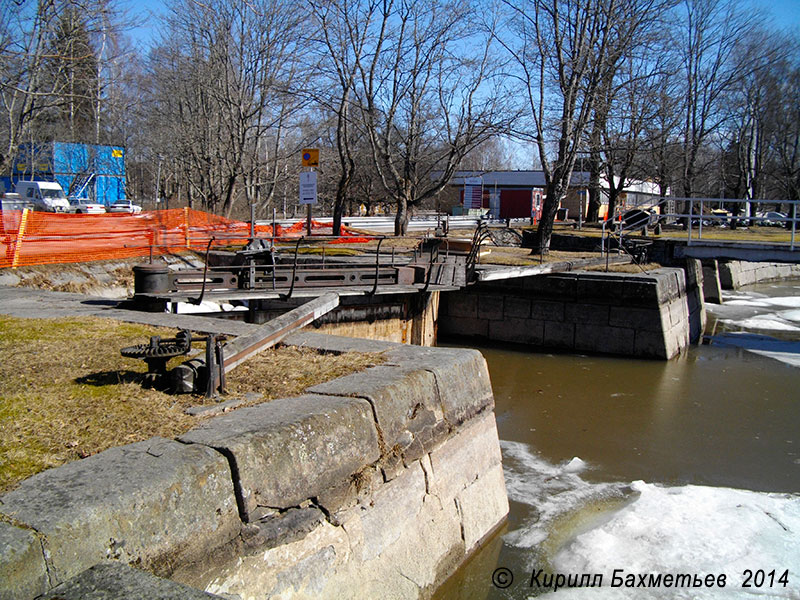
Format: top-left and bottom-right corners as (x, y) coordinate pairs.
(434, 280), (800, 600)
(487, 345), (799, 492)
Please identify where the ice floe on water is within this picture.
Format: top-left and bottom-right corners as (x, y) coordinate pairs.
(707, 286), (800, 363)
(501, 441), (800, 599)
(709, 332), (800, 367)
(725, 315), (800, 332)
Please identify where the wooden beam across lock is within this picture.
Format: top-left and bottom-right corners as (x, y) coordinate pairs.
(222, 292), (339, 373)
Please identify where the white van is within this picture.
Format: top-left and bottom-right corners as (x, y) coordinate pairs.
(15, 181), (71, 213)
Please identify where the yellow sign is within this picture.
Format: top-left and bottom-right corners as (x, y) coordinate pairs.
(301, 148), (319, 167)
(112, 149), (123, 158)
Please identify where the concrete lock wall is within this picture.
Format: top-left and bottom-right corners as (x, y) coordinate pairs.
(0, 332), (507, 600)
(439, 267), (702, 359)
(245, 292), (440, 347)
(716, 261), (800, 290)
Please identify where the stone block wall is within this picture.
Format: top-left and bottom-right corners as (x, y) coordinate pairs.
(717, 261), (800, 290)
(0, 333), (506, 599)
(439, 268), (695, 359)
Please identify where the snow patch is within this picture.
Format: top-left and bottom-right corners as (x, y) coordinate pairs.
(500, 442), (800, 599)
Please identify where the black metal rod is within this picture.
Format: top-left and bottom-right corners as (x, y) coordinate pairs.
(369, 237), (385, 296)
(189, 236), (216, 305)
(283, 236), (304, 299)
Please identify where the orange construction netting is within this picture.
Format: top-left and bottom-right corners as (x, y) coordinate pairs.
(0, 208), (373, 268)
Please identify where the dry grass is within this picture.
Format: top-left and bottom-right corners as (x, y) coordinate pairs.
(476, 246), (602, 266)
(584, 262), (662, 273)
(0, 315), (383, 494)
(533, 222), (798, 244)
(11, 258), (142, 294)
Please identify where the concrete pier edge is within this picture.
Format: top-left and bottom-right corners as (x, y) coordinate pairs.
(0, 332), (507, 600)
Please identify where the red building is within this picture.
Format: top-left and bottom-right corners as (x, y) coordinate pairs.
(447, 170), (663, 221)
(448, 171), (571, 221)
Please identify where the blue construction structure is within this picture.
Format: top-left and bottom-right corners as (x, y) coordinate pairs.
(8, 142), (126, 206)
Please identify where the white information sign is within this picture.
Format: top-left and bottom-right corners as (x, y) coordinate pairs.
(299, 171), (317, 205)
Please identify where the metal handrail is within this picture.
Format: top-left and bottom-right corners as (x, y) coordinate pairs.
(601, 198), (799, 254)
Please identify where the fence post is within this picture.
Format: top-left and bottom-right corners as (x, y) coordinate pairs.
(698, 198), (703, 240)
(11, 208), (30, 269)
(184, 206), (190, 249)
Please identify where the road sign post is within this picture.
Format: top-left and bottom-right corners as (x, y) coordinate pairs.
(299, 171), (317, 236)
(300, 149), (319, 236)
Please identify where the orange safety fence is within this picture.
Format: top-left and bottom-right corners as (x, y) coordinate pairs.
(0, 208), (374, 268)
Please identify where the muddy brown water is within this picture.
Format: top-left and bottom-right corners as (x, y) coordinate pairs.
(434, 279), (800, 599)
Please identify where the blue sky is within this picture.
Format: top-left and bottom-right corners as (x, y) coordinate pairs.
(749, 0), (800, 30)
(121, 0), (800, 51)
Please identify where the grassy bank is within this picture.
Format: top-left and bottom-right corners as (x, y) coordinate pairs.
(0, 315), (382, 494)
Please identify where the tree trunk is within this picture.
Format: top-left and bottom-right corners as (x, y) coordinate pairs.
(586, 158), (602, 222)
(607, 186), (620, 224)
(394, 196), (409, 236)
(531, 181), (565, 253)
(333, 185), (345, 237)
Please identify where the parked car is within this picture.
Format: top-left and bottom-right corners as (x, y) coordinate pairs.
(621, 209), (657, 231)
(108, 200), (142, 214)
(14, 181), (71, 213)
(756, 211), (787, 226)
(68, 197), (106, 214)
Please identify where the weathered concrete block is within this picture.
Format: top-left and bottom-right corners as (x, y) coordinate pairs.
(357, 463), (428, 563)
(543, 321), (575, 349)
(40, 562), (226, 600)
(0, 438), (240, 586)
(608, 306), (664, 333)
(565, 302), (609, 324)
(653, 268), (684, 302)
(523, 273), (578, 299)
(180, 395), (379, 520)
(702, 260), (722, 303)
(684, 259), (703, 289)
(718, 261), (736, 289)
(633, 330), (668, 359)
(504, 296), (531, 319)
(456, 463), (508, 553)
(307, 366), (442, 453)
(663, 325), (689, 359)
(489, 317), (543, 345)
(576, 273), (625, 303)
(241, 507), (326, 552)
(198, 388), (506, 600)
(443, 292), (478, 318)
(668, 298), (689, 328)
(428, 413), (503, 502)
(382, 345), (494, 428)
(575, 323), (635, 355)
(621, 277), (659, 306)
(477, 294), (504, 320)
(0, 522), (49, 600)
(438, 314), (489, 338)
(530, 299), (566, 321)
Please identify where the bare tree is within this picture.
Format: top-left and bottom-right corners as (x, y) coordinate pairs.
(356, 0), (512, 235)
(770, 63), (800, 202)
(146, 0), (308, 217)
(718, 29), (792, 219)
(0, 0), (134, 174)
(674, 0), (760, 206)
(500, 0), (663, 252)
(307, 0), (382, 236)
(1, 0), (77, 171)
